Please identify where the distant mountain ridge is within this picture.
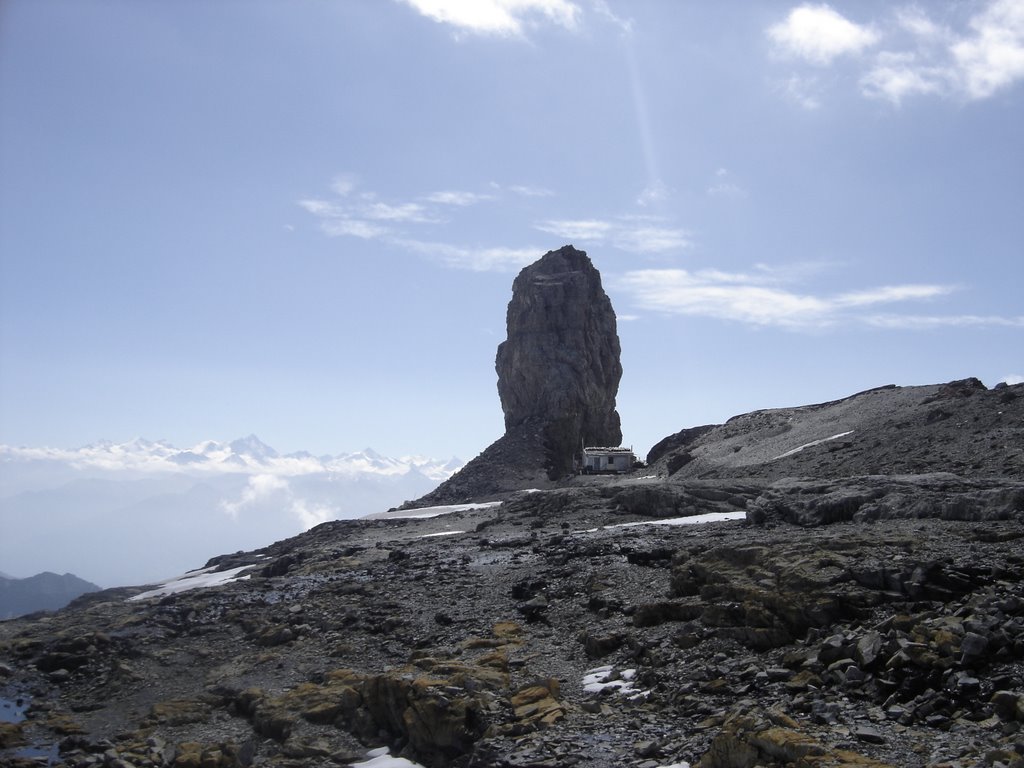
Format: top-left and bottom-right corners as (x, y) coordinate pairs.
(0, 571), (100, 620)
(0, 434), (460, 485)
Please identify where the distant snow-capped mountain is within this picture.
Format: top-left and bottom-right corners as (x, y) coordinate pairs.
(0, 436), (460, 483)
(0, 437), (463, 588)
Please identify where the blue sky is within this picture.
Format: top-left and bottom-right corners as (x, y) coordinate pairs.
(1, 0), (1022, 462)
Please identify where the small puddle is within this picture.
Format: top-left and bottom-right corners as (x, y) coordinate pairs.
(1, 694), (60, 766)
(1, 694), (27, 723)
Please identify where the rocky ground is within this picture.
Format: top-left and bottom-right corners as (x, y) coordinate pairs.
(2, 380), (1022, 768)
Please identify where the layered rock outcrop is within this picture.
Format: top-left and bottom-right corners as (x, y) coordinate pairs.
(409, 246), (623, 505)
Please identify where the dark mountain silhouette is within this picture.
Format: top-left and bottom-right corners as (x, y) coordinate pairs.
(0, 571), (100, 619)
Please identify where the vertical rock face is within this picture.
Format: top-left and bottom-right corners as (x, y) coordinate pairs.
(406, 245), (624, 506)
(495, 246), (623, 478)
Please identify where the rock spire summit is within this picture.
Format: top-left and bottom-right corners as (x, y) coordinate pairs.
(409, 245), (624, 504)
(496, 246), (623, 477)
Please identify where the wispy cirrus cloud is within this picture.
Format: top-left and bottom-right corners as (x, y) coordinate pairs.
(591, 0), (633, 35)
(301, 174), (694, 266)
(535, 219), (614, 241)
(297, 200), (386, 239)
(613, 220), (691, 253)
(535, 216), (690, 253)
(707, 168), (748, 200)
(297, 194), (431, 240)
(425, 190), (495, 206)
(299, 175), (549, 271)
(318, 217), (390, 240)
(363, 201), (436, 222)
(776, 74), (823, 109)
(393, 238), (541, 271)
(505, 184), (554, 197)
(863, 313), (1024, 329)
(894, 7), (947, 42)
(636, 180), (670, 207)
(398, 0), (581, 37)
(859, 52), (947, 103)
(770, 0), (1024, 107)
(616, 266), (959, 329)
(330, 174), (358, 196)
(300, 176), (469, 239)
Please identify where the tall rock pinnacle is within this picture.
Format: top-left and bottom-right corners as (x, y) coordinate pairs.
(495, 246), (623, 477)
(406, 246), (624, 506)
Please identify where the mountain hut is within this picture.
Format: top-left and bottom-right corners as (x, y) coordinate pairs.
(579, 446), (636, 474)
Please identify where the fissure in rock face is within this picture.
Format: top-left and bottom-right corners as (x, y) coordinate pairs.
(495, 245), (622, 478)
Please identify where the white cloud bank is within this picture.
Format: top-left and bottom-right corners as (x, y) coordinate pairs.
(535, 217), (690, 253)
(1, 439), (461, 586)
(399, 0), (580, 37)
(617, 267), (963, 329)
(770, 0), (1024, 105)
(220, 473), (289, 519)
(951, 0), (1024, 99)
(768, 4), (879, 65)
(0, 438), (459, 481)
(618, 265), (1024, 330)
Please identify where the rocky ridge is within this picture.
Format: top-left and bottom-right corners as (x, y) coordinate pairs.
(1, 378), (1022, 768)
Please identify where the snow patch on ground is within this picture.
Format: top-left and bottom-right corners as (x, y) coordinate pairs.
(582, 666), (649, 700)
(576, 509), (746, 533)
(772, 430), (854, 461)
(351, 747), (426, 768)
(604, 511), (746, 529)
(367, 501), (502, 520)
(418, 530), (465, 538)
(128, 565), (252, 601)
